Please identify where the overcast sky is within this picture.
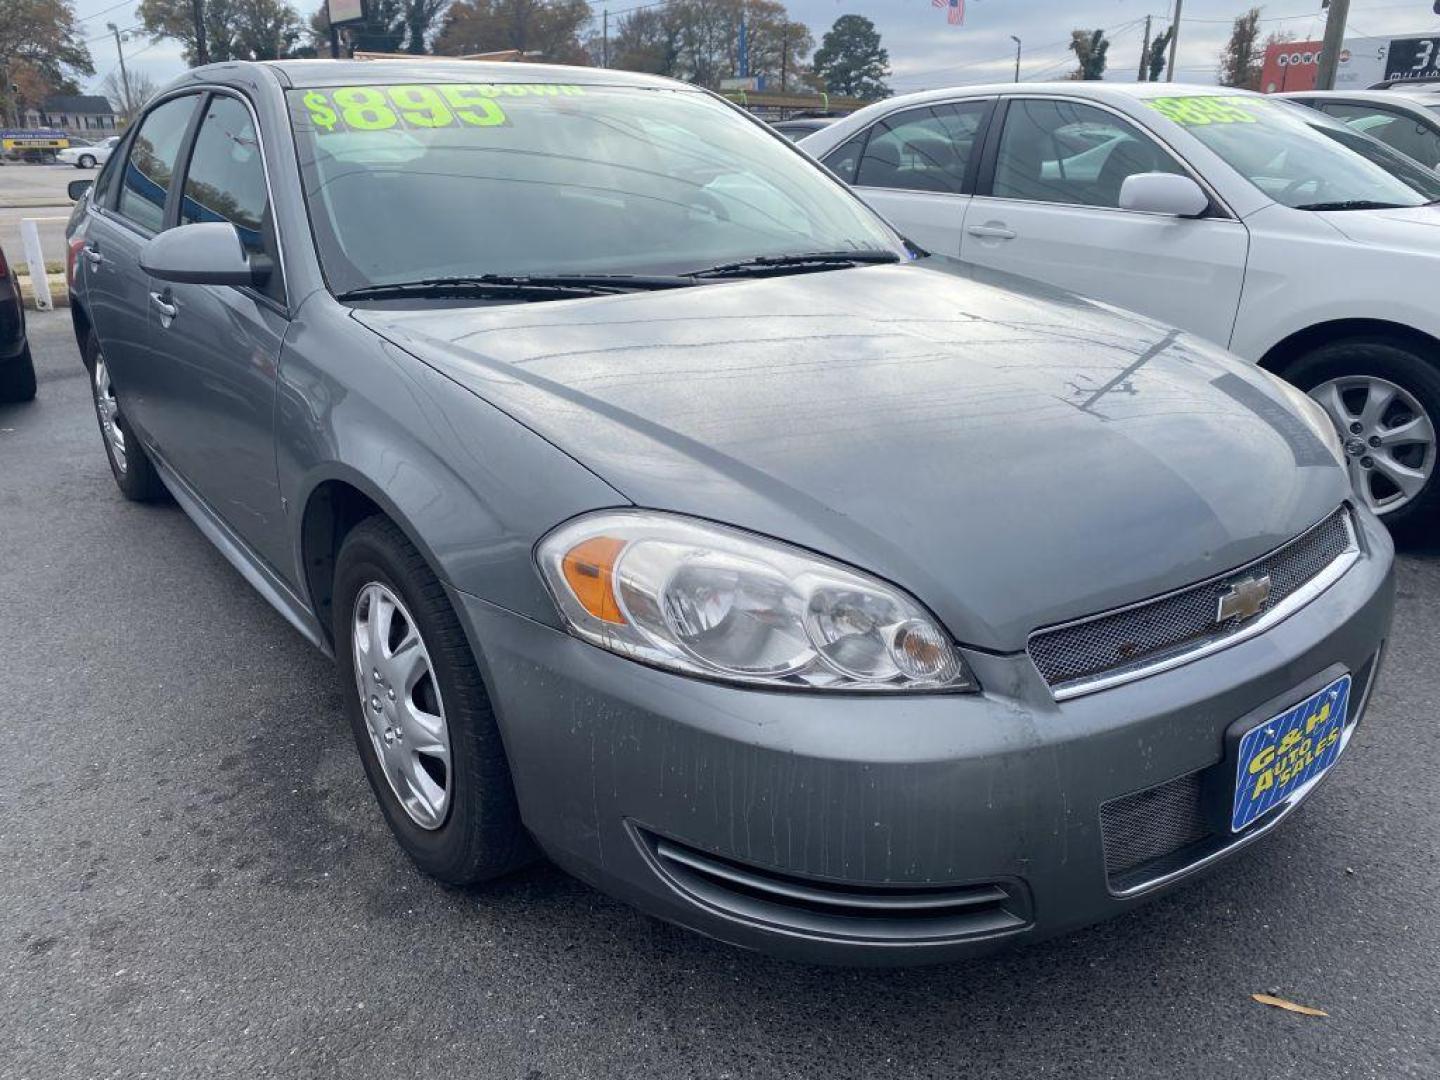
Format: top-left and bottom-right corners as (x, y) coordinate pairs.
(72, 0), (1440, 100)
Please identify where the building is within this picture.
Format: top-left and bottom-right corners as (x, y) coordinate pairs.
(20, 95), (120, 137)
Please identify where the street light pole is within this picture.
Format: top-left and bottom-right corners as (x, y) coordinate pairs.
(1166, 0), (1182, 81)
(1316, 0), (1351, 90)
(1010, 35), (1021, 82)
(107, 22), (133, 118)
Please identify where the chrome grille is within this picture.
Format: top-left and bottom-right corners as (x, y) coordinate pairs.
(1029, 508), (1356, 696)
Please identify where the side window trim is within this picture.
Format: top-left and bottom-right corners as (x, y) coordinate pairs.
(974, 95), (1233, 219)
(173, 87), (290, 314)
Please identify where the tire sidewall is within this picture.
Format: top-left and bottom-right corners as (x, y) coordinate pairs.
(1284, 339), (1440, 535)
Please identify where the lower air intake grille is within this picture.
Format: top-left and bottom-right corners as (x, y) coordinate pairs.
(1029, 507), (1356, 694)
(1101, 772), (1213, 883)
(643, 832), (1032, 943)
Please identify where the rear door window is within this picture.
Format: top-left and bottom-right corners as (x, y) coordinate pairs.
(854, 103), (988, 194)
(117, 95), (200, 234)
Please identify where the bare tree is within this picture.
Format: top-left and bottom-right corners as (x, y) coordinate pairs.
(101, 67), (158, 120)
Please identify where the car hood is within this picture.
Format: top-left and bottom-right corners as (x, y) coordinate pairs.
(1314, 203), (1440, 246)
(355, 261), (1349, 652)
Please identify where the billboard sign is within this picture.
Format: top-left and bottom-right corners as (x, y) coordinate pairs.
(1384, 36), (1440, 81)
(327, 0), (365, 24)
(1260, 40), (1323, 93)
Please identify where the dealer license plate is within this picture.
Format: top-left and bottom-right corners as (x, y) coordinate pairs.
(1232, 674), (1351, 833)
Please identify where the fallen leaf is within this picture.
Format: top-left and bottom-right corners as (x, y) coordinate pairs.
(1252, 993), (1328, 1017)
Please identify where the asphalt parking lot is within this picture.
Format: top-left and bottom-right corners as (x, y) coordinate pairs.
(3, 310), (1439, 1079)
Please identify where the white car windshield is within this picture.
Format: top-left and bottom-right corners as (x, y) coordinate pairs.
(288, 81), (902, 296)
(1146, 94), (1440, 209)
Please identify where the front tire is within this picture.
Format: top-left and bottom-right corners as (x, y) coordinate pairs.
(333, 516), (531, 884)
(78, 154), (96, 169)
(84, 332), (166, 501)
(1286, 338), (1440, 535)
(0, 344), (36, 403)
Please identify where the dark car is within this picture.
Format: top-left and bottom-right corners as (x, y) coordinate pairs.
(65, 60), (1393, 966)
(0, 241), (35, 402)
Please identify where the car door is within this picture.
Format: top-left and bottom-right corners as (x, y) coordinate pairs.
(960, 97), (1250, 347)
(1314, 100), (1440, 170)
(79, 93), (202, 443)
(821, 101), (994, 256)
(144, 90), (292, 572)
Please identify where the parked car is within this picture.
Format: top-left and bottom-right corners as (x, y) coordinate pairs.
(0, 240), (36, 402)
(57, 135), (120, 169)
(801, 83), (1440, 529)
(66, 61), (1393, 966)
(771, 116), (836, 141)
(1283, 89), (1440, 171)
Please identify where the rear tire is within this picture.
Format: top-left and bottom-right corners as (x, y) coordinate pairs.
(78, 154), (96, 169)
(333, 515), (532, 884)
(1284, 338), (1440, 537)
(0, 344), (36, 403)
(84, 331), (167, 501)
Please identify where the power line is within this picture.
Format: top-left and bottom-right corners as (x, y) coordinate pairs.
(74, 0), (136, 23)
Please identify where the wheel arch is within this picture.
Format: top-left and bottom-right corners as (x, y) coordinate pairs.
(1257, 319), (1440, 377)
(297, 468), (450, 649)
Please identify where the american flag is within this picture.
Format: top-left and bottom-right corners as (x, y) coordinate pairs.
(932, 0), (964, 26)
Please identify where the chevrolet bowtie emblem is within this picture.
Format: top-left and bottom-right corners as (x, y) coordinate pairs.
(1217, 574), (1272, 623)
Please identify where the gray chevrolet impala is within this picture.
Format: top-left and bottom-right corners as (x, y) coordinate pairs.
(65, 60), (1394, 965)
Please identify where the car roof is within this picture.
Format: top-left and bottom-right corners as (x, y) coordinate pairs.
(175, 58), (692, 92)
(841, 80), (1254, 112)
(1282, 89), (1433, 106)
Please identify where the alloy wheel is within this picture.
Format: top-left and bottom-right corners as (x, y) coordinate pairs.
(1309, 375), (1435, 516)
(93, 355), (126, 473)
(352, 582), (453, 830)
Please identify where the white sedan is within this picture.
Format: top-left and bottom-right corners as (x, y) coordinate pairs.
(801, 83), (1440, 530)
(56, 136), (119, 169)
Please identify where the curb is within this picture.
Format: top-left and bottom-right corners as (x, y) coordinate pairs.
(0, 200), (71, 210)
(18, 273), (70, 309)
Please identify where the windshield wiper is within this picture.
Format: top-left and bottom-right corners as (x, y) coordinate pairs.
(1292, 200), (1413, 211)
(336, 273), (697, 303)
(684, 250), (903, 280)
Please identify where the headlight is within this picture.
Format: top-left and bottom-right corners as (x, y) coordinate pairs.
(1275, 378), (1345, 464)
(536, 511), (976, 692)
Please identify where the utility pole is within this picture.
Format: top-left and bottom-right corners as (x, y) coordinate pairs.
(1137, 14), (1151, 81)
(1316, 0), (1350, 90)
(107, 23), (133, 117)
(192, 0), (210, 65)
(1166, 0), (1182, 81)
(602, 9), (608, 68)
(1010, 35), (1021, 81)
(780, 28), (788, 91)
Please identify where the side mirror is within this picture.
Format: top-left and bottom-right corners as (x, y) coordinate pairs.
(1119, 172), (1210, 217)
(67, 178), (92, 202)
(139, 222), (272, 288)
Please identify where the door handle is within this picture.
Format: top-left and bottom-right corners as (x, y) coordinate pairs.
(149, 290), (177, 321)
(82, 244), (104, 268)
(967, 224), (1018, 240)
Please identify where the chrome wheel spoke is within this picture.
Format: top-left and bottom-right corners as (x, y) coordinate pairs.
(1358, 381), (1397, 432)
(1378, 413), (1434, 449)
(93, 356), (127, 472)
(387, 631), (426, 693)
(1372, 451), (1428, 499)
(1310, 381), (1355, 430)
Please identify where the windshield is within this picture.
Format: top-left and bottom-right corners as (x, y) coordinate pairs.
(1146, 94), (1438, 209)
(287, 82), (901, 297)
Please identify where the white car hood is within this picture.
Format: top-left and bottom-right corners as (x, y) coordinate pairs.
(1314, 203), (1440, 247)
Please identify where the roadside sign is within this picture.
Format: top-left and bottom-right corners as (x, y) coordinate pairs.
(327, 0), (365, 25)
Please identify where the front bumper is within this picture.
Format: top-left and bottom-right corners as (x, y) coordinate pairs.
(451, 509), (1395, 966)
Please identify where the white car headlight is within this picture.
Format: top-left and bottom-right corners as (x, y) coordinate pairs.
(536, 511), (976, 692)
(1275, 378), (1345, 464)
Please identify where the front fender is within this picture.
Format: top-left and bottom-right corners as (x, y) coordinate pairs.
(275, 297), (629, 628)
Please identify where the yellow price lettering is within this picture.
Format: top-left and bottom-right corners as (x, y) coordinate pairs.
(388, 85), (454, 128)
(333, 86), (397, 131)
(440, 85), (510, 127)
